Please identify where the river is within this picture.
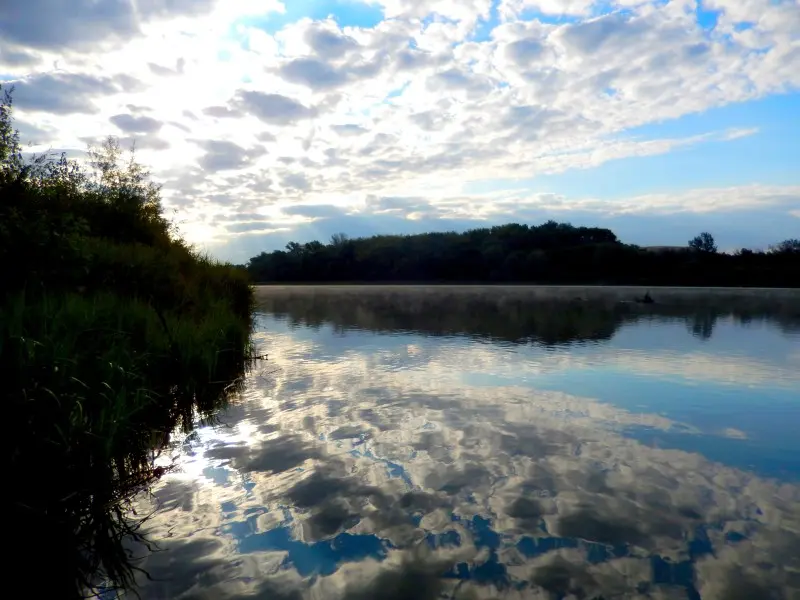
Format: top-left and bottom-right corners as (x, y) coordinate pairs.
(127, 286), (800, 600)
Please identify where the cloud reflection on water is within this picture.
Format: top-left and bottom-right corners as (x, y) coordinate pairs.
(131, 291), (800, 599)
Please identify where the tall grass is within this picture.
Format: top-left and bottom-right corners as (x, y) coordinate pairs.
(5, 291), (254, 596)
(1, 85), (256, 597)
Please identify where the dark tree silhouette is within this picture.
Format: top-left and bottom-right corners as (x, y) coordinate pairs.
(771, 239), (800, 254)
(245, 224), (798, 287)
(689, 232), (717, 254)
(331, 232), (350, 246)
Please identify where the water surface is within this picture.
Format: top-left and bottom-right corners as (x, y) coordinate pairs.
(132, 287), (800, 599)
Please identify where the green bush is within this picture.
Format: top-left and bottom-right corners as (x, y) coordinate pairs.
(1, 84), (255, 597)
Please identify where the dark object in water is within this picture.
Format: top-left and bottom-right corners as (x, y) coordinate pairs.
(635, 291), (655, 304)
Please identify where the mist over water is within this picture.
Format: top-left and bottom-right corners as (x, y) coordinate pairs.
(130, 287), (800, 600)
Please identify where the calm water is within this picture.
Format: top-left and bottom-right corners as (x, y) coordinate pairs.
(130, 288), (800, 600)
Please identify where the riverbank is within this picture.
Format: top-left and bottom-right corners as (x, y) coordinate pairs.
(1, 87), (255, 598)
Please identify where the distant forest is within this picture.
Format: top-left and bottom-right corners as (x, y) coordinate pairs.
(245, 222), (800, 287)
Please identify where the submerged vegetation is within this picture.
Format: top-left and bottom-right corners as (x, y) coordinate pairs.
(246, 225), (799, 287)
(0, 86), (255, 597)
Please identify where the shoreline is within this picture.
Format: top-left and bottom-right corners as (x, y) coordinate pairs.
(255, 284), (800, 296)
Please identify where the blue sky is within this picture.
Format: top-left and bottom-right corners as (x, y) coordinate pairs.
(509, 94), (800, 198)
(236, 0), (386, 34)
(1, 0), (798, 261)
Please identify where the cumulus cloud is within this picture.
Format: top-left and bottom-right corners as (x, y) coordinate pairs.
(109, 113), (163, 133)
(304, 25), (359, 58)
(148, 57), (185, 77)
(282, 204), (349, 219)
(9, 72), (139, 114)
(14, 119), (54, 145)
(1, 0), (796, 254)
(232, 91), (316, 124)
(559, 11), (649, 53)
(81, 132), (171, 152)
(281, 172), (312, 192)
(279, 58), (351, 90)
(0, 0), (216, 50)
(225, 221), (280, 234)
(0, 43), (41, 69)
(195, 139), (265, 172)
(202, 105), (241, 118)
(331, 124), (368, 136)
(204, 182), (800, 261)
(501, 0), (598, 18)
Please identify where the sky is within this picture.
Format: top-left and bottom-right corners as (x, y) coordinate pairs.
(1, 0), (798, 263)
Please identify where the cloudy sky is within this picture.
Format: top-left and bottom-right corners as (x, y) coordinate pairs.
(1, 0), (798, 262)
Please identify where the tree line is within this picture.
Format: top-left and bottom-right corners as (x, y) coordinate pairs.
(245, 224), (799, 287)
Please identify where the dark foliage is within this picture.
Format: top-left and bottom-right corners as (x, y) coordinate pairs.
(246, 226), (799, 288)
(688, 231), (717, 254)
(0, 85), (255, 598)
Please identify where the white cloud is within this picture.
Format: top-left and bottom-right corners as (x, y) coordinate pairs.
(376, 0), (493, 31)
(2, 0), (798, 253)
(183, 182), (800, 252)
(501, 0), (598, 18)
(723, 127), (760, 140)
(472, 183), (800, 217)
(529, 182), (790, 215)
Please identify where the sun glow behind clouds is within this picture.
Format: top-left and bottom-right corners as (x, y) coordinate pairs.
(1, 0), (798, 258)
